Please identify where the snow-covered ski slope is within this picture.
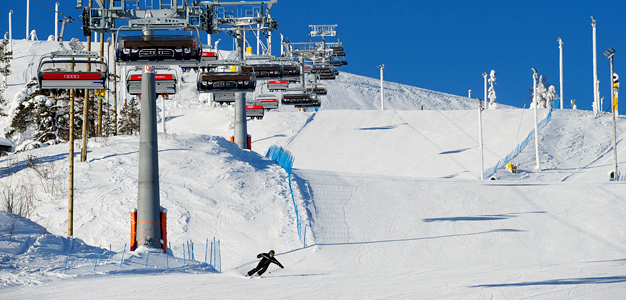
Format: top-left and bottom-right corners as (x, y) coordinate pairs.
(2, 40), (626, 299)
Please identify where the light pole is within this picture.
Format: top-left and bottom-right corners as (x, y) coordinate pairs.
(214, 38), (221, 59)
(558, 37), (564, 109)
(482, 72), (488, 110)
(55, 2), (60, 41)
(592, 17), (599, 116)
(532, 68), (541, 171)
(477, 97), (484, 179)
(604, 48), (618, 180)
(26, 0), (30, 39)
(9, 10), (13, 53)
(378, 64), (385, 110)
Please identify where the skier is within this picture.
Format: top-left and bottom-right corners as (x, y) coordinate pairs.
(246, 250), (284, 277)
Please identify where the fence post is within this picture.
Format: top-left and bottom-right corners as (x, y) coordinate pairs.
(64, 242), (71, 274)
(145, 248), (151, 267)
(120, 243), (127, 268)
(204, 238), (209, 271)
(217, 239), (221, 273)
(94, 246), (101, 271)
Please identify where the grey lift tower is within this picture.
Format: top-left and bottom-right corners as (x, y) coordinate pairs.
(199, 0), (278, 149)
(78, 0), (205, 252)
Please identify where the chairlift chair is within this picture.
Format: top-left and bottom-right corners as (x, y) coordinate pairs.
(281, 65), (300, 82)
(37, 54), (107, 90)
(213, 92), (237, 105)
(318, 74), (336, 80)
(267, 80), (289, 91)
(242, 65), (282, 79)
(197, 72), (256, 93)
(255, 94), (279, 110)
(281, 93), (313, 105)
(117, 35), (200, 66)
(295, 94), (321, 108)
(310, 67), (332, 75)
(246, 103), (265, 119)
(306, 83), (327, 95)
(126, 72), (177, 95)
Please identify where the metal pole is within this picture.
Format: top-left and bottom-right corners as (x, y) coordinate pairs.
(161, 95), (166, 133)
(136, 26), (162, 250)
(280, 33), (284, 56)
(111, 33), (118, 135)
(8, 10), (13, 53)
(234, 28), (248, 149)
(592, 17), (599, 116)
(68, 88), (74, 237)
(26, 0), (29, 39)
(82, 0), (94, 162)
(256, 23), (260, 55)
(55, 2), (59, 41)
(609, 53), (618, 179)
(468, 90), (471, 98)
(478, 98), (484, 180)
(378, 64), (384, 110)
(98, 32), (104, 137)
(558, 37), (564, 109)
(268, 31), (272, 55)
(482, 72), (488, 110)
(532, 68), (541, 171)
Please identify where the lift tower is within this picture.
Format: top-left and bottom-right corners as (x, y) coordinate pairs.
(78, 0), (205, 252)
(199, 0), (278, 149)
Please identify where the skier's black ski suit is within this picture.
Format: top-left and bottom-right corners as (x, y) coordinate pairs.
(247, 252), (284, 276)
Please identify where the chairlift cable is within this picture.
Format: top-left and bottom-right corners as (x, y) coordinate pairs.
(32, 0), (76, 22)
(513, 102), (527, 166)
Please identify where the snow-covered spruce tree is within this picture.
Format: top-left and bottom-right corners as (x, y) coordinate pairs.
(0, 38), (13, 114)
(5, 87), (111, 149)
(6, 91), (70, 148)
(530, 75), (557, 109)
(118, 97), (140, 135)
(487, 70), (497, 109)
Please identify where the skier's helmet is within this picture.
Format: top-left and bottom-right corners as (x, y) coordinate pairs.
(269, 250), (275, 255)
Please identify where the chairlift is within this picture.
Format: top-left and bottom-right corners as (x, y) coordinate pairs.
(295, 94), (321, 108)
(310, 67), (332, 75)
(267, 80), (289, 91)
(330, 46), (344, 52)
(126, 71), (177, 95)
(117, 35), (200, 65)
(255, 94), (279, 110)
(201, 49), (218, 63)
(281, 93), (313, 105)
(242, 65), (282, 79)
(332, 51), (346, 57)
(213, 92), (236, 105)
(306, 83), (327, 95)
(246, 103), (265, 119)
(281, 65), (300, 82)
(197, 72), (256, 93)
(37, 54), (107, 90)
(318, 74), (336, 80)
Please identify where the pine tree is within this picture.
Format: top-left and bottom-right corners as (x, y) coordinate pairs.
(118, 97), (140, 135)
(0, 38), (13, 114)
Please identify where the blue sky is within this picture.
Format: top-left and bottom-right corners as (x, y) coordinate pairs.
(1, 0), (625, 110)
